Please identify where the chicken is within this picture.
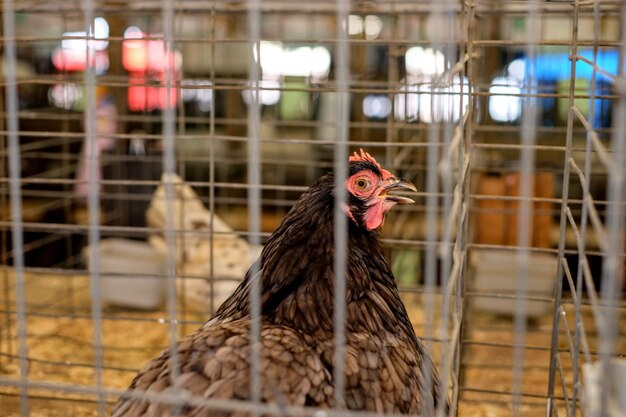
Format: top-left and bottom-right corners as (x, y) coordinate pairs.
(112, 149), (444, 417)
(147, 174), (261, 312)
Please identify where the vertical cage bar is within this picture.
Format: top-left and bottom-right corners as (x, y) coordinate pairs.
(247, 0), (262, 411)
(572, 2), (601, 416)
(599, 4), (626, 415)
(2, 0), (29, 414)
(333, 0), (350, 408)
(83, 0), (105, 414)
(512, 3), (540, 417)
(452, 1), (475, 414)
(437, 2), (463, 415)
(0, 38), (8, 367)
(385, 9), (398, 167)
(547, 1), (580, 414)
(422, 2), (442, 409)
(176, 7), (188, 334)
(208, 8), (217, 317)
(161, 0), (181, 406)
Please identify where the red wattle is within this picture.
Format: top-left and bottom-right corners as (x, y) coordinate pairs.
(364, 201), (385, 230)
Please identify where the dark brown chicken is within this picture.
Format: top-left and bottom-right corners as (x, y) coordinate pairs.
(112, 149), (444, 417)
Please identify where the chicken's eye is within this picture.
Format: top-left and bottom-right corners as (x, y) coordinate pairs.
(355, 178), (370, 190)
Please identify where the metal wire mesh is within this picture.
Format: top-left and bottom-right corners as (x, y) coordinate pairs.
(0, 1), (625, 417)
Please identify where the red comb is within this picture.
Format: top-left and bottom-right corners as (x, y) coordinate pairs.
(348, 148), (383, 171)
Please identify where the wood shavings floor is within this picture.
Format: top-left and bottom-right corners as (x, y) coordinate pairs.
(1, 270), (623, 417)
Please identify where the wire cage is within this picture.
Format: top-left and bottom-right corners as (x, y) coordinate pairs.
(0, 0), (625, 416)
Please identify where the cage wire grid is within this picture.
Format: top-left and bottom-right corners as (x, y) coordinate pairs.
(0, 0), (624, 417)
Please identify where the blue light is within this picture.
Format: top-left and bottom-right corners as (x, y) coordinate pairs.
(515, 49), (619, 83)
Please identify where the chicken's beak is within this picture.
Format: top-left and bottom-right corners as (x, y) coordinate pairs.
(380, 177), (417, 204)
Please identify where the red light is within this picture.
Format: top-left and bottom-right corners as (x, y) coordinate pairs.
(122, 34), (180, 73)
(127, 75), (179, 112)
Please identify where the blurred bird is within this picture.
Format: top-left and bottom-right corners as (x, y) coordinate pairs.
(147, 174), (260, 313)
(113, 149), (444, 417)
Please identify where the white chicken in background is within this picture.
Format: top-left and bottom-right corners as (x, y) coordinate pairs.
(146, 173), (261, 313)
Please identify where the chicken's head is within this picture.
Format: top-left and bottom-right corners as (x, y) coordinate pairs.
(343, 148), (416, 231)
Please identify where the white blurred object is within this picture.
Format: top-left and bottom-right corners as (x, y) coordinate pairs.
(147, 174), (260, 313)
(583, 359), (626, 417)
(84, 239), (165, 309)
(469, 249), (557, 317)
(489, 76), (522, 123)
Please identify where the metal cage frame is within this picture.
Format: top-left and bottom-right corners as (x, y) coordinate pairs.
(0, 1), (625, 417)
